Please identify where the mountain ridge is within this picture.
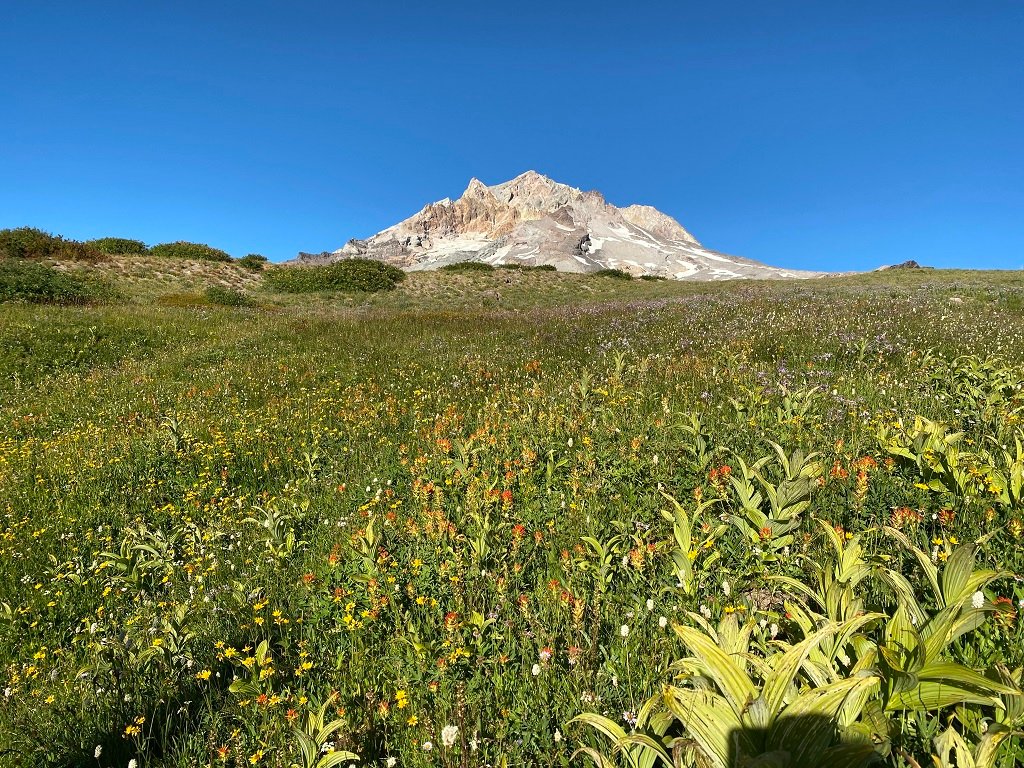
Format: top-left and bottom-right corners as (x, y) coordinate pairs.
(295, 171), (820, 280)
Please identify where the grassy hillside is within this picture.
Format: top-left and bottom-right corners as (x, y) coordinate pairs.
(3, 262), (1024, 767)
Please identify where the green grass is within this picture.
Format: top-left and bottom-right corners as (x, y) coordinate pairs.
(3, 263), (1024, 767)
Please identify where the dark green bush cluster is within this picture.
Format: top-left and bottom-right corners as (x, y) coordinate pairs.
(204, 286), (252, 306)
(149, 241), (233, 262)
(238, 253), (269, 271)
(263, 258), (406, 293)
(498, 263), (558, 273)
(0, 260), (112, 305)
(0, 227), (105, 262)
(594, 268), (633, 279)
(86, 237), (148, 255)
(639, 274), (666, 281)
(440, 261), (495, 272)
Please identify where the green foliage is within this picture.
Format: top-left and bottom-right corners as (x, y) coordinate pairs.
(263, 258), (406, 293)
(0, 260), (111, 305)
(149, 240), (234, 262)
(525, 263), (558, 272)
(639, 274), (665, 281)
(203, 285), (252, 307)
(4, 274), (1024, 766)
(594, 268), (633, 279)
(440, 261), (496, 272)
(0, 226), (105, 262)
(86, 237), (148, 255)
(238, 253), (269, 271)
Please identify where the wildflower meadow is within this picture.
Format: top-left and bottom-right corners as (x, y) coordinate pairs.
(4, 265), (1024, 767)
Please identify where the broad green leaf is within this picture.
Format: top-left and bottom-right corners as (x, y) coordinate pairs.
(941, 544), (976, 605)
(316, 752), (359, 768)
(885, 527), (942, 607)
(672, 624), (756, 711)
(617, 734), (674, 768)
(571, 746), (617, 768)
(664, 687), (744, 768)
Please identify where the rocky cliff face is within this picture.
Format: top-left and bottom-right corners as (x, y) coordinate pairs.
(297, 171), (819, 280)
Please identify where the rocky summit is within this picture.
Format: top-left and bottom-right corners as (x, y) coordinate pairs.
(298, 171), (819, 280)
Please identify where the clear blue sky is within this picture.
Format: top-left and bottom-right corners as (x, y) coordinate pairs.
(2, 1), (1021, 270)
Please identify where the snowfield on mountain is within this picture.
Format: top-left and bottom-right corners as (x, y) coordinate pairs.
(294, 171), (821, 280)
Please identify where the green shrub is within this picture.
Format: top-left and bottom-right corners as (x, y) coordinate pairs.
(639, 274), (666, 281)
(0, 260), (112, 304)
(204, 286), (251, 306)
(594, 268), (633, 279)
(524, 264), (557, 272)
(86, 237), (148, 255)
(0, 227), (105, 262)
(439, 261), (495, 272)
(238, 253), (269, 271)
(263, 258), (406, 293)
(150, 241), (233, 262)
(498, 263), (523, 271)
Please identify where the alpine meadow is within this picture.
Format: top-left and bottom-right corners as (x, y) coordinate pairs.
(4, 237), (1024, 768)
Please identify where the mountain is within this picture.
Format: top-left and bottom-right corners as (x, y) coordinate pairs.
(298, 171), (820, 280)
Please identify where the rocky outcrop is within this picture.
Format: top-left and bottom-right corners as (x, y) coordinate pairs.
(297, 171), (820, 280)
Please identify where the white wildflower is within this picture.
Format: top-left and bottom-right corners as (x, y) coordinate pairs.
(722, 580), (731, 597)
(422, 741), (433, 752)
(972, 591), (985, 609)
(94, 746), (102, 759)
(532, 663), (541, 676)
(646, 598), (654, 611)
(770, 623), (779, 638)
(554, 729), (563, 743)
(386, 758), (397, 768)
(129, 761), (138, 768)
(620, 624), (630, 638)
(658, 616), (668, 629)
(441, 724), (459, 748)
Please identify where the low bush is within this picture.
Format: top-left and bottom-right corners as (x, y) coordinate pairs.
(0, 227), (105, 262)
(204, 286), (252, 307)
(0, 260), (112, 304)
(498, 263), (523, 271)
(524, 264), (557, 272)
(263, 258), (405, 293)
(594, 268), (633, 279)
(639, 274), (666, 281)
(238, 253), (269, 271)
(440, 261), (495, 272)
(86, 237), (148, 255)
(150, 241), (233, 262)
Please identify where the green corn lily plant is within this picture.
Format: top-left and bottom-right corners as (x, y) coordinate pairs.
(290, 694), (360, 768)
(874, 529), (1018, 713)
(660, 491), (727, 597)
(576, 612), (885, 768)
